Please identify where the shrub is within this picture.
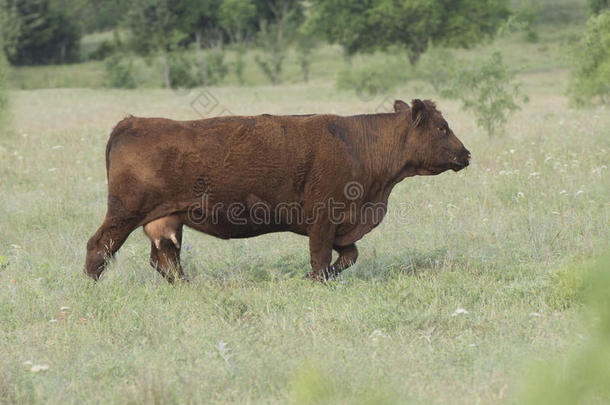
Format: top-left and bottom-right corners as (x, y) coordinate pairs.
(336, 59), (408, 100)
(89, 33), (123, 61)
(295, 27), (318, 84)
(496, 1), (540, 42)
(167, 51), (200, 89)
(568, 11), (610, 106)
(417, 47), (458, 93)
(255, 21), (288, 85)
(205, 49), (228, 86)
(0, 43), (9, 127)
(104, 54), (137, 89)
(518, 254), (610, 404)
(230, 45), (246, 85)
(442, 52), (526, 138)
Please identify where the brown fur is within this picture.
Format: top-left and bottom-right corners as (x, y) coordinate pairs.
(85, 99), (470, 282)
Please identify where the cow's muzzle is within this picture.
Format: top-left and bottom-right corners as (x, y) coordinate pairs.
(451, 148), (471, 171)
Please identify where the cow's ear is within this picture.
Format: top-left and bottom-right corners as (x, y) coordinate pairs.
(411, 99), (427, 127)
(394, 100), (409, 112)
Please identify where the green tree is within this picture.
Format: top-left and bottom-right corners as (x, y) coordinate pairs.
(0, 0), (21, 60)
(178, 0), (222, 86)
(4, 0), (82, 65)
(77, 0), (130, 33)
(311, 0), (509, 65)
(219, 0), (255, 85)
(254, 0), (303, 85)
(588, 0), (609, 15)
(308, 0), (373, 59)
(294, 20), (320, 83)
(127, 0), (177, 56)
(443, 52), (525, 138)
(219, 0), (256, 43)
(568, 11), (610, 105)
(126, 0), (185, 88)
(418, 47), (458, 93)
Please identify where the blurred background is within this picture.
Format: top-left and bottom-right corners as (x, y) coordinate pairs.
(0, 1), (606, 101)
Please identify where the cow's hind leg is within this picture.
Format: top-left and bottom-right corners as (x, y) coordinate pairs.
(330, 243), (358, 277)
(149, 223), (185, 283)
(85, 215), (141, 280)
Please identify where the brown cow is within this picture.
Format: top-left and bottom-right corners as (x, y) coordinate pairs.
(85, 99), (470, 282)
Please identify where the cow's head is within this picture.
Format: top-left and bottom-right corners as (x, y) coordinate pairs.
(394, 99), (471, 175)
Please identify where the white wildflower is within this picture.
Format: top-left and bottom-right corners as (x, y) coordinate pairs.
(369, 329), (390, 343)
(30, 364), (49, 372)
(217, 340), (234, 363)
(452, 308), (469, 317)
(529, 312), (541, 317)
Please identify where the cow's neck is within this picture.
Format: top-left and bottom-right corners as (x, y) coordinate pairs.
(343, 113), (414, 197)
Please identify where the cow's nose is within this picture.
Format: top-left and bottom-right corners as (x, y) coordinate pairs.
(464, 148), (471, 160)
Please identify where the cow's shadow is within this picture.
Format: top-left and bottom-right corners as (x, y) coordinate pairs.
(179, 245), (478, 284)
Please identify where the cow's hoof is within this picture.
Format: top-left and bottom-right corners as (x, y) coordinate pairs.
(304, 271), (334, 283)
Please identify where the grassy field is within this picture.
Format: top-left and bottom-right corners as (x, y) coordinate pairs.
(1, 5), (609, 404)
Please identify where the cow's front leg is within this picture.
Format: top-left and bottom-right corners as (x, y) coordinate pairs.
(306, 222), (335, 281)
(85, 215), (141, 280)
(330, 243), (358, 276)
(149, 225), (186, 283)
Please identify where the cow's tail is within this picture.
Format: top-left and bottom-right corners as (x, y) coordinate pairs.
(105, 115), (135, 177)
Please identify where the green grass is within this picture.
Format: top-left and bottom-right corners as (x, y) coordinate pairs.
(0, 78), (608, 403)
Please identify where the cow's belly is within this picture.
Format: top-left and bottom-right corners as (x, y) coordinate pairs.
(180, 207), (308, 239)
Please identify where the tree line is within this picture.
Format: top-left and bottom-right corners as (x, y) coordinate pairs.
(0, 0), (608, 116)
(0, 0), (513, 67)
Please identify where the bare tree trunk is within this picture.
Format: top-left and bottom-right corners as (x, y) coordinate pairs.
(60, 43), (66, 63)
(161, 52), (171, 89)
(195, 30), (208, 86)
(272, 2), (288, 86)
